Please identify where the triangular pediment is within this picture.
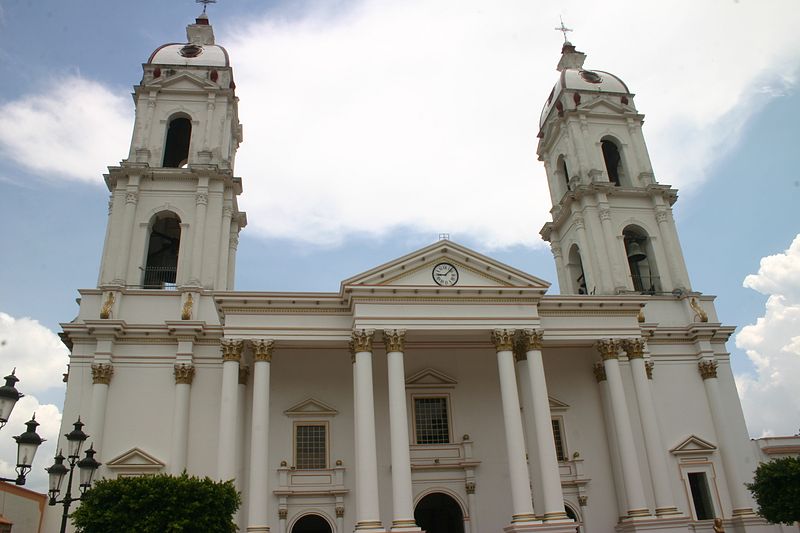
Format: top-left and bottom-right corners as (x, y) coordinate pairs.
(670, 435), (717, 456)
(284, 397), (339, 417)
(406, 368), (458, 388)
(106, 447), (165, 470)
(342, 240), (550, 290)
(579, 97), (628, 115)
(149, 72), (217, 91)
(549, 396), (570, 411)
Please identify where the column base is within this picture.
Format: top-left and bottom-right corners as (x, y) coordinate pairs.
(355, 521), (387, 532)
(654, 507), (683, 517)
(390, 519), (422, 532)
(503, 521), (577, 533)
(615, 514), (691, 532)
(731, 507), (756, 517)
(246, 527), (270, 533)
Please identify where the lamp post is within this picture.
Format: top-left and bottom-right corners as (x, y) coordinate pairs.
(46, 418), (101, 533)
(0, 370), (45, 486)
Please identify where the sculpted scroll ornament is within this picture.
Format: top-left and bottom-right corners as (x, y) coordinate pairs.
(91, 363), (114, 385)
(382, 329), (406, 353)
(100, 292), (115, 319)
(518, 329), (544, 351)
(251, 339), (274, 362)
(622, 338), (646, 359)
(181, 293), (193, 320)
(551, 244), (562, 259)
(593, 362), (607, 383)
(574, 215), (585, 230)
(278, 509), (288, 520)
(349, 329), (375, 355)
(595, 339), (620, 360)
(599, 208), (612, 221)
(336, 506), (345, 518)
(465, 481), (476, 494)
(125, 191), (138, 205)
(174, 364), (195, 385)
(698, 360), (718, 380)
(655, 210), (669, 224)
(578, 495), (588, 506)
(690, 297), (709, 323)
(195, 192), (208, 206)
(491, 329), (516, 352)
(220, 339), (244, 362)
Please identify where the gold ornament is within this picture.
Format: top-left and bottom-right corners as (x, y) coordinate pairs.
(623, 338), (646, 359)
(91, 363), (114, 385)
(349, 329), (374, 354)
(382, 329), (406, 353)
(690, 297), (709, 323)
(698, 360), (718, 380)
(491, 329), (515, 352)
(100, 292), (115, 319)
(181, 293), (193, 320)
(174, 364), (195, 385)
(220, 339), (244, 362)
(252, 339), (274, 362)
(596, 339), (620, 360)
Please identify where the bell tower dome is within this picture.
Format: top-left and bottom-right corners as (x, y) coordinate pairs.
(98, 14), (246, 291)
(538, 41), (691, 296)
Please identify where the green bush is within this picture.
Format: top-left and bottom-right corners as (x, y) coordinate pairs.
(746, 457), (800, 526)
(71, 473), (241, 533)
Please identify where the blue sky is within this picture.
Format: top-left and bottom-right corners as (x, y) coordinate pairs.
(1, 0), (799, 489)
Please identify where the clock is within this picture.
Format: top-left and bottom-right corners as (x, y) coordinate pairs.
(432, 262), (459, 286)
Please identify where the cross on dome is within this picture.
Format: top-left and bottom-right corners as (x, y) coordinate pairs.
(555, 16), (573, 43)
(196, 0), (217, 14)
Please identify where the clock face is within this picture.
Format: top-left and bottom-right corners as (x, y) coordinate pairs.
(432, 262), (459, 286)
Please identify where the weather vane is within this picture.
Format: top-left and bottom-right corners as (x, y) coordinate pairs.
(196, 0), (217, 14)
(555, 16), (573, 43)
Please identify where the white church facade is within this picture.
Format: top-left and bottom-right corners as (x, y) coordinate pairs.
(48, 14), (790, 533)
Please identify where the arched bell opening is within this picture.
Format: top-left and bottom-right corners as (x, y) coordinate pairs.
(142, 211), (181, 289)
(567, 244), (588, 295)
(163, 115), (192, 168)
(290, 513), (333, 533)
(601, 138), (625, 186)
(557, 154), (571, 194)
(623, 225), (660, 294)
(414, 492), (465, 533)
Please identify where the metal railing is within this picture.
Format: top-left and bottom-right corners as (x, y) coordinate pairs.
(140, 266), (178, 290)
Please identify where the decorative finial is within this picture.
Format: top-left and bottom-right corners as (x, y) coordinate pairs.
(555, 16), (573, 43)
(196, 0), (216, 14)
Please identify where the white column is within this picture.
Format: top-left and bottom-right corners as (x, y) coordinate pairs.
(237, 366), (249, 487)
(227, 229), (239, 290)
(519, 330), (570, 522)
(383, 330), (421, 532)
(112, 176), (140, 285)
(623, 339), (681, 517)
(248, 340), (274, 533)
(89, 362), (113, 456)
(218, 339), (243, 480)
(491, 329), (538, 526)
(698, 359), (755, 516)
(593, 362), (628, 518)
(217, 199), (233, 289)
(515, 354), (544, 516)
(169, 364), (195, 474)
(596, 339), (651, 519)
(351, 329), (385, 531)
(598, 204), (627, 292)
(573, 215), (600, 294)
(189, 181), (209, 287)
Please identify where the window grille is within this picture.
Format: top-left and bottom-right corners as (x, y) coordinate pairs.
(295, 424), (327, 469)
(414, 397), (450, 444)
(552, 419), (566, 461)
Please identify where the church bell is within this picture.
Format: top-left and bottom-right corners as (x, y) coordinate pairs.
(627, 241), (647, 262)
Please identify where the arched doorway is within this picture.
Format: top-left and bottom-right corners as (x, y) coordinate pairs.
(291, 513), (332, 533)
(414, 492), (465, 533)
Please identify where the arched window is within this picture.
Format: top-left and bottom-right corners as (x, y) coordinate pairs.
(143, 211), (181, 289)
(290, 514), (333, 533)
(567, 244), (587, 295)
(557, 154), (570, 191)
(623, 226), (660, 294)
(601, 139), (623, 186)
(163, 116), (192, 168)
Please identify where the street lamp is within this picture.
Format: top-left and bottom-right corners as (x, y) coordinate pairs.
(0, 370), (23, 429)
(47, 418), (101, 533)
(0, 370), (44, 486)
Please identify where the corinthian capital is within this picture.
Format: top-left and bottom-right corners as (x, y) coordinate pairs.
(518, 329), (544, 352)
(251, 339), (274, 362)
(622, 338), (647, 359)
(220, 338), (244, 362)
(349, 329), (375, 355)
(91, 363), (114, 385)
(491, 329), (515, 352)
(174, 363), (195, 385)
(596, 339), (621, 360)
(698, 360), (718, 380)
(382, 329), (406, 353)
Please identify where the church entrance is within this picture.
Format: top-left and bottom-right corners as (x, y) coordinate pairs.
(414, 492), (465, 533)
(290, 514), (332, 533)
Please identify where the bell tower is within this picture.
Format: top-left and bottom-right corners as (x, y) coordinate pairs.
(98, 13), (246, 291)
(538, 41), (691, 296)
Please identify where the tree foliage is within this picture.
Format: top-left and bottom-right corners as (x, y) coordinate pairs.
(71, 473), (241, 533)
(746, 457), (800, 525)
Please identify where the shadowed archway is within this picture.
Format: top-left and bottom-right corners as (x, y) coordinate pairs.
(414, 492), (465, 533)
(291, 514), (332, 533)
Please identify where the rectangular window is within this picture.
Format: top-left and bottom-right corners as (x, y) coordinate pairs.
(552, 418), (566, 461)
(414, 397), (450, 444)
(295, 424), (327, 470)
(688, 472), (715, 520)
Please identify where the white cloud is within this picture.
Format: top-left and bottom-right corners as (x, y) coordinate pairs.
(735, 235), (800, 437)
(0, 395), (62, 493)
(0, 312), (69, 395)
(1, 1), (799, 248)
(0, 75), (132, 183)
